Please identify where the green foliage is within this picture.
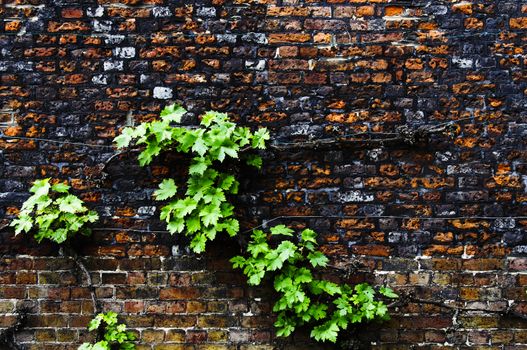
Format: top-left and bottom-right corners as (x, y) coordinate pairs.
(114, 103), (396, 343)
(231, 226), (398, 343)
(114, 104), (269, 253)
(11, 178), (99, 244)
(78, 312), (136, 350)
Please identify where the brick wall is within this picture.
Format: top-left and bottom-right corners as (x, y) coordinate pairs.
(1, 0), (527, 349)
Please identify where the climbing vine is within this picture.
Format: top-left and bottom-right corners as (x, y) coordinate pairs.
(78, 311), (136, 350)
(11, 178), (99, 244)
(10, 104), (397, 346)
(231, 225), (397, 342)
(114, 104), (269, 253)
(114, 104), (397, 343)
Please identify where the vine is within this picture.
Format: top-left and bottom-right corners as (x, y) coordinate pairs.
(11, 178), (99, 244)
(9, 104), (397, 346)
(231, 225), (397, 342)
(114, 104), (397, 343)
(11, 178), (103, 326)
(114, 104), (269, 253)
(0, 305), (29, 350)
(79, 312), (136, 350)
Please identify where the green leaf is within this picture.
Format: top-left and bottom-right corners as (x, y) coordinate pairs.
(248, 271), (265, 285)
(267, 252), (285, 271)
(151, 120), (172, 143)
(203, 227), (217, 240)
(186, 215), (201, 233)
(310, 280), (341, 296)
(308, 303), (328, 320)
(221, 145), (238, 159)
(126, 331), (136, 341)
(30, 178), (51, 196)
(57, 195), (86, 214)
(88, 315), (103, 331)
(274, 276), (293, 292)
(199, 204), (222, 227)
(160, 104), (186, 123)
(307, 251), (329, 268)
(138, 143), (161, 166)
(120, 342), (136, 350)
(114, 127), (135, 149)
(379, 286), (398, 299)
(310, 321), (339, 343)
(189, 157), (210, 176)
(276, 241), (296, 262)
(219, 202), (234, 217)
(86, 211), (99, 223)
(190, 234), (207, 253)
(154, 179), (178, 201)
(219, 174), (236, 191)
(270, 224), (294, 237)
(167, 218), (185, 234)
(172, 198), (197, 217)
(375, 303), (389, 317)
(245, 154), (263, 169)
(178, 130), (198, 152)
(82, 312), (135, 350)
(233, 127), (252, 146)
(51, 183), (70, 193)
(91, 341), (110, 350)
(275, 314), (296, 338)
(248, 242), (270, 258)
(102, 311), (118, 326)
(230, 256), (246, 269)
(301, 229), (317, 244)
(186, 175), (214, 197)
(191, 137), (208, 157)
(34, 195), (52, 211)
(294, 268), (313, 284)
(221, 218), (239, 237)
(201, 111), (228, 127)
(11, 215), (33, 235)
(251, 127), (270, 149)
(53, 228), (68, 243)
(159, 204), (173, 222)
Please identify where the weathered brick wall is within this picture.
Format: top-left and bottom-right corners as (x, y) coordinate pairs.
(1, 0), (527, 349)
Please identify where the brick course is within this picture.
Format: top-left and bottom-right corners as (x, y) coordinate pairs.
(0, 0), (527, 349)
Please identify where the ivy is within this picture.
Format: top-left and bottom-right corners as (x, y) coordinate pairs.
(11, 178), (99, 244)
(78, 312), (136, 350)
(231, 225), (398, 342)
(114, 104), (269, 253)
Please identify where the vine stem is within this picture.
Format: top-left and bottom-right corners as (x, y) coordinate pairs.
(61, 245), (100, 315)
(0, 306), (28, 350)
(387, 294), (527, 321)
(266, 117), (475, 151)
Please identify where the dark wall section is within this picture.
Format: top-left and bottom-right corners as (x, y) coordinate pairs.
(0, 0), (526, 349)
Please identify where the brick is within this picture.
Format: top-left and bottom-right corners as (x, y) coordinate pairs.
(0, 1), (526, 349)
(268, 33), (311, 43)
(510, 18), (527, 29)
(61, 8), (83, 18)
(160, 287), (200, 300)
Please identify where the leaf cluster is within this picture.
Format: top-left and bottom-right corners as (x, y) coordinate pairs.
(113, 104), (396, 343)
(114, 104), (270, 253)
(10, 178), (99, 244)
(231, 225), (398, 343)
(78, 311), (136, 350)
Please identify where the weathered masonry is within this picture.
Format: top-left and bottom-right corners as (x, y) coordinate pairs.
(1, 0), (527, 349)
